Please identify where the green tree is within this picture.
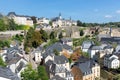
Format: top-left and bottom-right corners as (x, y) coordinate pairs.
(58, 32), (63, 39)
(12, 34), (24, 42)
(49, 21), (53, 26)
(31, 16), (37, 24)
(0, 56), (6, 67)
(39, 29), (48, 42)
(0, 40), (10, 49)
(24, 27), (43, 51)
(80, 29), (84, 36)
(8, 19), (17, 30)
(32, 31), (43, 48)
(50, 31), (55, 40)
(0, 19), (6, 31)
(37, 65), (49, 80)
(53, 49), (59, 56)
(82, 52), (89, 58)
(21, 64), (40, 80)
(77, 20), (82, 26)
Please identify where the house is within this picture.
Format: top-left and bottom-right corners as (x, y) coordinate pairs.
(7, 57), (28, 77)
(33, 46), (43, 63)
(60, 38), (73, 46)
(72, 56), (100, 80)
(44, 42), (73, 58)
(88, 46), (101, 58)
(37, 17), (50, 25)
(2, 47), (28, 77)
(8, 12), (33, 26)
(45, 55), (74, 80)
(0, 66), (20, 80)
(52, 13), (77, 28)
(81, 41), (94, 53)
(104, 54), (120, 69)
(88, 43), (113, 59)
(36, 23), (52, 30)
(45, 55), (70, 71)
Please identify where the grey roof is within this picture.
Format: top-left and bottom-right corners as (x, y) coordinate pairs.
(116, 45), (120, 52)
(50, 75), (66, 80)
(44, 42), (72, 57)
(0, 66), (20, 80)
(97, 34), (111, 39)
(3, 46), (25, 63)
(45, 55), (68, 65)
(90, 46), (101, 50)
(8, 12), (32, 20)
(60, 38), (72, 42)
(101, 37), (120, 43)
(15, 61), (26, 73)
(82, 41), (94, 49)
(75, 57), (98, 76)
(54, 55), (69, 64)
(33, 46), (44, 54)
(7, 56), (21, 65)
(77, 61), (92, 76)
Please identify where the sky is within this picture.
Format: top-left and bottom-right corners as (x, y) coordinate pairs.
(0, 0), (120, 23)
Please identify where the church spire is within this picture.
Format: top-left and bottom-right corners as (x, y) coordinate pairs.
(59, 13), (62, 19)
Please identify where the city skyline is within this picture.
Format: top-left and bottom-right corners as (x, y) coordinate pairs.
(0, 0), (120, 23)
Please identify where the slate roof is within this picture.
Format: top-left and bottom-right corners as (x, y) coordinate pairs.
(50, 75), (66, 80)
(8, 12), (32, 20)
(101, 37), (120, 43)
(82, 41), (94, 49)
(15, 61), (26, 73)
(4, 47), (23, 62)
(7, 56), (21, 65)
(54, 55), (69, 64)
(0, 66), (20, 80)
(60, 38), (72, 42)
(44, 42), (72, 58)
(75, 56), (99, 76)
(116, 44), (120, 52)
(90, 46), (102, 50)
(104, 54), (119, 62)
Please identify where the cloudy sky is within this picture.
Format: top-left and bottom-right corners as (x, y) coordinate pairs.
(0, 0), (120, 23)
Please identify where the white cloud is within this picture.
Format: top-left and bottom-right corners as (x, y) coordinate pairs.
(116, 10), (120, 14)
(105, 15), (113, 18)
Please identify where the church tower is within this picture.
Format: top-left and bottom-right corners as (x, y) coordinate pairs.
(59, 13), (62, 19)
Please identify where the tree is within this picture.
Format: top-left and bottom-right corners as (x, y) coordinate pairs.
(49, 21), (53, 26)
(8, 19), (17, 30)
(82, 52), (89, 58)
(37, 65), (49, 80)
(0, 56), (6, 67)
(53, 49), (59, 56)
(0, 19), (6, 31)
(39, 29), (48, 42)
(58, 32), (63, 39)
(24, 27), (43, 51)
(31, 16), (37, 24)
(0, 40), (10, 49)
(12, 34), (24, 42)
(32, 31), (43, 48)
(50, 31), (55, 39)
(80, 29), (84, 36)
(21, 64), (40, 80)
(77, 20), (82, 26)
